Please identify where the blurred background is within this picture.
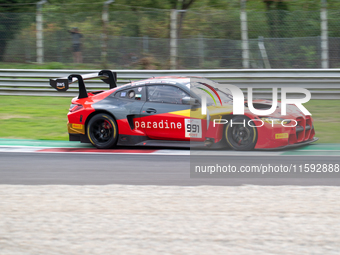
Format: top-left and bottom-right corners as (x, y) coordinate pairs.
(1, 0), (340, 143)
(1, 0), (340, 69)
(1, 2), (340, 254)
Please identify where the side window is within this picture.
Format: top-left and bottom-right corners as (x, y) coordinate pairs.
(115, 86), (145, 101)
(147, 85), (189, 104)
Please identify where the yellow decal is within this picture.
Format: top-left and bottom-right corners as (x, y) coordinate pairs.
(68, 123), (85, 134)
(275, 133), (289, 139)
(72, 124), (83, 129)
(168, 109), (191, 117)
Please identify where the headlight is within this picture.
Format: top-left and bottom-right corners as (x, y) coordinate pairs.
(260, 117), (291, 125)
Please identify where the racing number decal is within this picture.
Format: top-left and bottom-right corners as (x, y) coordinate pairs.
(185, 119), (202, 138)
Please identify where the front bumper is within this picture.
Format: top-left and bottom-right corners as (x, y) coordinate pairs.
(255, 114), (316, 149)
(258, 137), (319, 151)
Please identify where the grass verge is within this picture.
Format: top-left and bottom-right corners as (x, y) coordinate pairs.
(0, 96), (70, 140)
(303, 100), (340, 143)
(0, 96), (339, 143)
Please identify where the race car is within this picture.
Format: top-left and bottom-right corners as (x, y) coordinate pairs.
(49, 70), (317, 150)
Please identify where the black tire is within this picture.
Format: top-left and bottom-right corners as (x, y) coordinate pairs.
(224, 116), (257, 151)
(87, 113), (118, 149)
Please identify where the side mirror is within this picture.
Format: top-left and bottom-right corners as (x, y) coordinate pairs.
(182, 97), (200, 105)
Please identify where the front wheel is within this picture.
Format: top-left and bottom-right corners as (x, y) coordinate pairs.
(224, 116), (257, 151)
(87, 113), (118, 149)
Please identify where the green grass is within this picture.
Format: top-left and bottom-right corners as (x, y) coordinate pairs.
(303, 100), (340, 143)
(0, 96), (71, 140)
(0, 96), (339, 143)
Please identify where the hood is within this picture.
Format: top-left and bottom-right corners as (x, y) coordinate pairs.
(244, 99), (306, 118)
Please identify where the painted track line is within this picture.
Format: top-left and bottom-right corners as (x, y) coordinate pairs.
(0, 146), (190, 155)
(1, 140), (340, 156)
(0, 146), (45, 153)
(1, 145), (340, 156)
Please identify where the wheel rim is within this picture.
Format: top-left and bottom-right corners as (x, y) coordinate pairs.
(231, 124), (252, 146)
(90, 118), (114, 144)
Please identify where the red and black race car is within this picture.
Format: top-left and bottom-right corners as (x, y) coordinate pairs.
(50, 70), (317, 150)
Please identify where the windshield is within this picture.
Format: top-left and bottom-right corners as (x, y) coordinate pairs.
(190, 78), (233, 106)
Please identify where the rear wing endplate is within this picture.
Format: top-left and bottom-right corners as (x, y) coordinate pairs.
(49, 69), (117, 99)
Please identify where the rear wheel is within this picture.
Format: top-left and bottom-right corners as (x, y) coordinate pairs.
(224, 116), (257, 151)
(87, 113), (118, 149)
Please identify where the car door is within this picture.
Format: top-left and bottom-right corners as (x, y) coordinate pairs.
(139, 84), (193, 140)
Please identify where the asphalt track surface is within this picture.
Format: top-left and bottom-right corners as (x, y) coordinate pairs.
(1, 150), (340, 186)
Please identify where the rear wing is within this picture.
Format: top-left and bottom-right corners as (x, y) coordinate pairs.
(49, 69), (117, 99)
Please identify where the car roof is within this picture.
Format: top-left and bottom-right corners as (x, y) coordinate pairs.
(118, 76), (191, 91)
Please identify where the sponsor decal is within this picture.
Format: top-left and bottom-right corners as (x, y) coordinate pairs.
(185, 119), (202, 138)
(131, 82), (145, 86)
(68, 123), (85, 134)
(72, 124), (83, 129)
(275, 133), (289, 139)
(134, 120), (182, 129)
(138, 87), (142, 92)
(128, 90), (135, 98)
(57, 82), (65, 89)
(213, 119), (297, 128)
